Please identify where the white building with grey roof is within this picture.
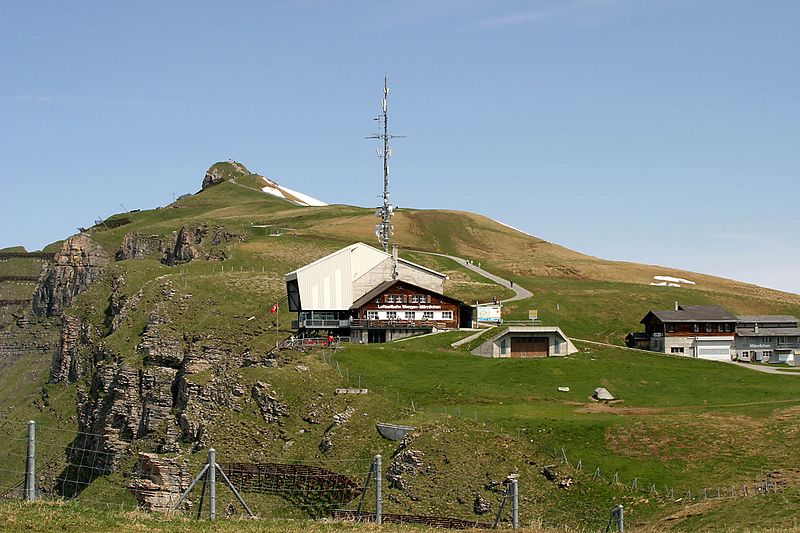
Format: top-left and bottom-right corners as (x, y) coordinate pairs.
(734, 315), (800, 364)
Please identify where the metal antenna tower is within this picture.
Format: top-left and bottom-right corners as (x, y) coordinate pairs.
(367, 78), (404, 253)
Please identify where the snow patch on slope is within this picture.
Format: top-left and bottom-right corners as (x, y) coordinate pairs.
(276, 184), (328, 207)
(653, 275), (696, 285)
(260, 177), (327, 207)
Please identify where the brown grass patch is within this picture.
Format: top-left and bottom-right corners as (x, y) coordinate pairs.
(575, 402), (668, 415)
(604, 414), (765, 461)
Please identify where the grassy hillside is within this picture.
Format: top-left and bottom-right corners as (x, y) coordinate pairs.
(1, 161), (799, 532)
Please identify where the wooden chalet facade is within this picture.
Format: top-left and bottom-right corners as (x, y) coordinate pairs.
(631, 305), (737, 360)
(350, 280), (471, 343)
(285, 243), (472, 344)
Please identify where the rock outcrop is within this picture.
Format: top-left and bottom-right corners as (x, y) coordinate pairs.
(160, 224), (241, 266)
(202, 166), (227, 189)
(116, 233), (164, 260)
(32, 234), (109, 316)
(129, 453), (190, 511)
(50, 314), (87, 382)
(162, 226), (198, 266)
(54, 281), (246, 494)
(319, 406), (355, 453)
(201, 161), (250, 189)
(252, 381), (289, 425)
(387, 448), (425, 492)
(473, 495), (491, 515)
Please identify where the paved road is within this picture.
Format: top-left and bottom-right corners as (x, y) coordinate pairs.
(722, 361), (800, 375)
(414, 251), (533, 303)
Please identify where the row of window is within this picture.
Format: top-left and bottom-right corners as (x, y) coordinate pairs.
(667, 323), (733, 333)
(366, 310), (453, 321)
(742, 350), (773, 358)
(384, 294), (430, 304)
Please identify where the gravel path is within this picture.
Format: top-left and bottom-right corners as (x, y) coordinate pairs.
(413, 252), (533, 303)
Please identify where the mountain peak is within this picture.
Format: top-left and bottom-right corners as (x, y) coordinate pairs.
(201, 161), (327, 207)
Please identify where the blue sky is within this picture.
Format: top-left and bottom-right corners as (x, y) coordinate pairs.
(1, 0), (798, 293)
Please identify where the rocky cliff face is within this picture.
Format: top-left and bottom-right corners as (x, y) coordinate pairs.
(50, 314), (90, 383)
(162, 226), (198, 266)
(201, 161), (251, 190)
(32, 234), (109, 316)
(129, 453), (191, 511)
(160, 225), (242, 265)
(116, 233), (165, 261)
(55, 280), (254, 496)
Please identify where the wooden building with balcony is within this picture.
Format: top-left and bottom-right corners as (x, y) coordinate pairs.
(286, 242), (472, 343)
(632, 304), (737, 360)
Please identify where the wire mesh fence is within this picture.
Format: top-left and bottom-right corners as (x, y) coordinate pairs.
(0, 417), (525, 528)
(546, 445), (786, 507)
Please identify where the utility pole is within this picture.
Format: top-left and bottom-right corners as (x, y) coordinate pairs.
(367, 78), (404, 253)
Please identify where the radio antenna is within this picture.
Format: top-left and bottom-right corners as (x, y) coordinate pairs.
(367, 77), (404, 253)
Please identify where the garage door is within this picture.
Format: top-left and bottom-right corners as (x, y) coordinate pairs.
(694, 339), (732, 361)
(511, 337), (549, 357)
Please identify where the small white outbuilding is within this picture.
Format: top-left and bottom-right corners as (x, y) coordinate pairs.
(471, 326), (578, 358)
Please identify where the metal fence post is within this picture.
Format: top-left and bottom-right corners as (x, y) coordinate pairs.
(208, 448), (216, 521)
(375, 454), (382, 525)
(25, 420), (35, 501)
(511, 478), (519, 529)
(616, 504), (624, 532)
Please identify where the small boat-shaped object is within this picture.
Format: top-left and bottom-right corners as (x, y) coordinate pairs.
(376, 422), (416, 441)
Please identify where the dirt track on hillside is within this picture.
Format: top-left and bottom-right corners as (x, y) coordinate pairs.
(573, 397), (800, 415)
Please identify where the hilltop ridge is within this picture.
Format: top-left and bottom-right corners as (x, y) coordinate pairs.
(1, 160), (799, 531)
(202, 161), (327, 207)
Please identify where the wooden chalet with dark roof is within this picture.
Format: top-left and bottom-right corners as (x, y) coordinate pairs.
(631, 304), (737, 360)
(350, 280), (472, 343)
(284, 242), (472, 343)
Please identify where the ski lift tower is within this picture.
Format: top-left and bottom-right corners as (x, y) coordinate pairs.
(367, 78), (404, 253)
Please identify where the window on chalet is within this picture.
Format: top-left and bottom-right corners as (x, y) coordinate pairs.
(404, 311), (415, 320)
(410, 294), (426, 303)
(422, 311), (434, 320)
(693, 324), (699, 333)
(386, 294), (403, 304)
(367, 310), (379, 320)
(667, 323), (675, 333)
(705, 323), (712, 333)
(671, 347), (684, 354)
(763, 350), (772, 359)
(763, 336), (772, 342)
(442, 311), (453, 320)
(386, 311), (398, 320)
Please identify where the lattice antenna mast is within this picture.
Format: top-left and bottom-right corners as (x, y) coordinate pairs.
(367, 78), (404, 253)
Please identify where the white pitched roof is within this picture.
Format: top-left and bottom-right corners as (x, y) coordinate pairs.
(285, 243), (446, 311)
(286, 242), (445, 279)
